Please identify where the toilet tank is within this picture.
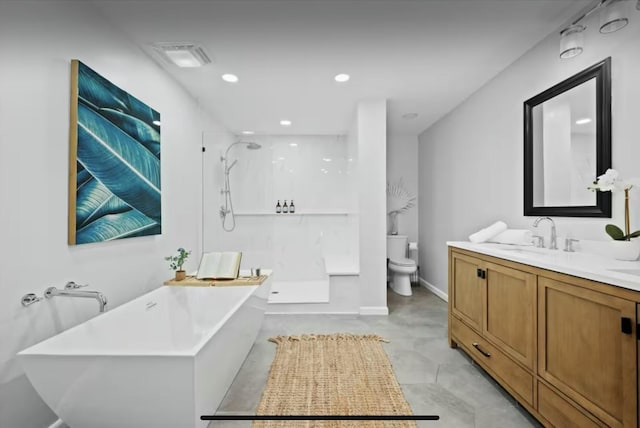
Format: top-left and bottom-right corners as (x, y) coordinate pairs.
(387, 235), (408, 260)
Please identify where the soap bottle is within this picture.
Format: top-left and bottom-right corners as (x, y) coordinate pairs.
(282, 200), (289, 213)
(275, 200), (281, 213)
(289, 200), (295, 213)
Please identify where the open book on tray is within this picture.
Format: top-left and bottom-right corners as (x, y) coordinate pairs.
(196, 252), (242, 280)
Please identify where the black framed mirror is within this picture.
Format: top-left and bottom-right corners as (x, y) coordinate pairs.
(524, 57), (611, 217)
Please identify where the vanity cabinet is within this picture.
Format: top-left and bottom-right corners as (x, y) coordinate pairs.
(450, 252), (483, 332)
(538, 275), (636, 427)
(449, 246), (640, 428)
(449, 250), (536, 405)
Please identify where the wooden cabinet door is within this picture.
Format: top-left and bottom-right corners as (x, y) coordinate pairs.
(450, 252), (483, 332)
(484, 262), (536, 371)
(538, 276), (637, 428)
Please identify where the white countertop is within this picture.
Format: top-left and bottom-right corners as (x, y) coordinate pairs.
(448, 241), (640, 293)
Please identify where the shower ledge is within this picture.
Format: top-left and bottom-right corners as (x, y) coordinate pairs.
(234, 211), (355, 216)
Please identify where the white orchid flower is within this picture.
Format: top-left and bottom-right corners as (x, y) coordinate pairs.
(588, 169), (640, 241)
(589, 168), (634, 192)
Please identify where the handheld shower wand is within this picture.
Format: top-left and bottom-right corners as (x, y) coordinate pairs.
(219, 141), (262, 232)
(226, 159), (238, 174)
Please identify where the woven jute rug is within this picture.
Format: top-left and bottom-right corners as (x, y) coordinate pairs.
(253, 333), (417, 428)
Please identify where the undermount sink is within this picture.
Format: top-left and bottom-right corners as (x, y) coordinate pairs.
(479, 244), (554, 257)
(607, 268), (640, 277)
(479, 244), (601, 267)
(499, 246), (549, 255)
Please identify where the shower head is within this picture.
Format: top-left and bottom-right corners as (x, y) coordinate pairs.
(223, 141), (262, 159)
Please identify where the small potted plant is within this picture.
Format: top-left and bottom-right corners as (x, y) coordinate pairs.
(386, 179), (416, 235)
(165, 248), (191, 281)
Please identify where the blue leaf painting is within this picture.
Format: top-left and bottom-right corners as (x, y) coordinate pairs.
(70, 60), (161, 245)
(77, 164), (92, 188)
(126, 93), (160, 129)
(76, 177), (131, 228)
(78, 62), (159, 128)
(78, 65), (129, 114)
(76, 209), (160, 244)
(77, 103), (161, 222)
(98, 108), (161, 158)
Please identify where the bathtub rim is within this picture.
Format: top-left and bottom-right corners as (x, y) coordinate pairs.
(17, 284), (261, 358)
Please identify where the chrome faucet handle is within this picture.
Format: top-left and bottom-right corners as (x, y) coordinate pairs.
(65, 281), (88, 289)
(564, 238), (579, 252)
(532, 235), (545, 248)
(21, 293), (42, 307)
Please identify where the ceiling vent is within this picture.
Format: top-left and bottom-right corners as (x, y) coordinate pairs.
(151, 43), (212, 68)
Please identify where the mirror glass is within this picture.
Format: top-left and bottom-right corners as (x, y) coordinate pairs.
(524, 57), (611, 217)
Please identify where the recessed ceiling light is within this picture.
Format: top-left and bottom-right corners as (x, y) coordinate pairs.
(575, 118), (592, 125)
(289, 143), (298, 147)
(280, 120), (292, 126)
(334, 73), (350, 83)
(222, 74), (239, 83)
(151, 43), (212, 68)
(401, 113), (418, 120)
(241, 130), (254, 135)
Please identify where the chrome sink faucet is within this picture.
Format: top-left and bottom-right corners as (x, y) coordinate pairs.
(533, 217), (557, 250)
(44, 281), (108, 312)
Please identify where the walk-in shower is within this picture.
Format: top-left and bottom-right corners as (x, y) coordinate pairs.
(220, 141), (262, 231)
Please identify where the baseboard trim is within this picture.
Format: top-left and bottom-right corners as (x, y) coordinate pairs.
(265, 310), (359, 315)
(419, 277), (448, 302)
(359, 306), (389, 316)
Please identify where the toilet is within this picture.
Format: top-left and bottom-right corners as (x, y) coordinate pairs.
(387, 235), (417, 296)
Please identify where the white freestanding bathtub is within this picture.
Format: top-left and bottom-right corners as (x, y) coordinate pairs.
(18, 280), (270, 428)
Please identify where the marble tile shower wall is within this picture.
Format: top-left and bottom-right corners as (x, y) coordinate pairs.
(204, 135), (358, 281)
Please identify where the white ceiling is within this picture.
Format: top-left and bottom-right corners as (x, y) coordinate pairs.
(92, 0), (592, 136)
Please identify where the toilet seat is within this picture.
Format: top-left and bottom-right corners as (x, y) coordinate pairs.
(388, 257), (416, 297)
(389, 257), (416, 268)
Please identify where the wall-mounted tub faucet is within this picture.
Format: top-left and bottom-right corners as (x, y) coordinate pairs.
(44, 281), (108, 313)
(533, 217), (557, 250)
(21, 293), (43, 307)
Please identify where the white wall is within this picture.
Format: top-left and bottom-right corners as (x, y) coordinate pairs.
(386, 134), (419, 243)
(357, 100), (388, 315)
(418, 7), (640, 297)
(0, 2), (229, 427)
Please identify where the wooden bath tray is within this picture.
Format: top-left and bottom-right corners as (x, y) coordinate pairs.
(164, 275), (268, 287)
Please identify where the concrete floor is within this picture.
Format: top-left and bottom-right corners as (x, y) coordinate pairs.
(210, 285), (542, 428)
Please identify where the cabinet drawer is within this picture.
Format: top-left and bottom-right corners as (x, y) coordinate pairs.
(538, 381), (604, 428)
(452, 317), (533, 406)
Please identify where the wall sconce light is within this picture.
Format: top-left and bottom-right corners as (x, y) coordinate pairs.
(559, 0), (636, 59)
(560, 24), (586, 59)
(599, 0), (630, 33)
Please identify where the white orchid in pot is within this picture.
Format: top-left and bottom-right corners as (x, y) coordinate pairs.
(589, 169), (640, 260)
